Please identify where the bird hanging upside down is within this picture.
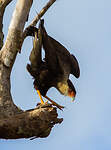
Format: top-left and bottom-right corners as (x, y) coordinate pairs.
(27, 19), (80, 110)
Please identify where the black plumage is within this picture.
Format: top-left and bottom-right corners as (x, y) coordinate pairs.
(27, 20), (80, 106)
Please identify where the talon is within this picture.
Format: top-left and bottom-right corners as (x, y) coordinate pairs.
(45, 100), (48, 104)
(36, 90), (64, 110)
(45, 95), (64, 110)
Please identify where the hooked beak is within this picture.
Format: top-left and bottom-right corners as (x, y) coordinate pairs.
(68, 90), (76, 102)
(72, 96), (75, 102)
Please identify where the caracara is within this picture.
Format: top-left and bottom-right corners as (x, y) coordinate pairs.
(27, 20), (80, 109)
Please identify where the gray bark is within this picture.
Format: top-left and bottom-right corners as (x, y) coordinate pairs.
(0, 0), (62, 140)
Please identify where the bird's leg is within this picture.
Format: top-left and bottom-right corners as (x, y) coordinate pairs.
(44, 95), (64, 110)
(36, 90), (44, 104)
(36, 90), (64, 110)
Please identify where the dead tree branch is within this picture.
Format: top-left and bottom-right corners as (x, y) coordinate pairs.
(30, 0), (56, 26)
(0, 0), (33, 67)
(23, 0), (56, 39)
(0, 0), (63, 140)
(0, 106), (63, 139)
(0, 0), (13, 49)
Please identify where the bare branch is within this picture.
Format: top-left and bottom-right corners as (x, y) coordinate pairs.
(0, 0), (33, 67)
(0, 0), (13, 49)
(0, 0), (22, 117)
(0, 0), (57, 116)
(0, 0), (13, 7)
(0, 105), (63, 139)
(30, 0), (56, 26)
(23, 0), (56, 39)
(0, 0), (33, 117)
(0, 0), (63, 140)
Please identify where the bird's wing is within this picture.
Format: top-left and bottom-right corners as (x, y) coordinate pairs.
(48, 36), (71, 75)
(29, 30), (42, 68)
(48, 36), (71, 58)
(40, 20), (59, 74)
(70, 54), (80, 78)
(48, 36), (80, 78)
(27, 28), (43, 78)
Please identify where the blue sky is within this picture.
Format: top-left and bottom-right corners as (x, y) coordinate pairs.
(1, 0), (111, 149)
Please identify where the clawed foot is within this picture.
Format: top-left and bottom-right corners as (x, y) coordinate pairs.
(52, 103), (64, 111)
(36, 102), (52, 109)
(36, 90), (64, 110)
(36, 99), (64, 110)
(45, 96), (64, 111)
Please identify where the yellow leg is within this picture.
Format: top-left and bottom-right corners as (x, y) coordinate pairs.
(45, 95), (64, 110)
(37, 90), (44, 104)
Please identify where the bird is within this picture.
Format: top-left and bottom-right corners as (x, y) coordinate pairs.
(27, 19), (80, 110)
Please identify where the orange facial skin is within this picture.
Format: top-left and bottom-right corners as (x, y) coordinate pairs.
(68, 89), (76, 98)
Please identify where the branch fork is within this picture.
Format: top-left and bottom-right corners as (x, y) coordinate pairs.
(0, 0), (63, 140)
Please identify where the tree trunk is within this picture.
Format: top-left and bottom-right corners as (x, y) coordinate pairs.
(0, 0), (62, 140)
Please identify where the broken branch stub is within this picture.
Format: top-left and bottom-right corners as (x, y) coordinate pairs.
(0, 106), (63, 139)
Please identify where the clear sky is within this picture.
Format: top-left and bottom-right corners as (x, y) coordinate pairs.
(1, 0), (111, 149)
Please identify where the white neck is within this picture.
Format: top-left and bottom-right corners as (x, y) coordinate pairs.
(56, 82), (69, 96)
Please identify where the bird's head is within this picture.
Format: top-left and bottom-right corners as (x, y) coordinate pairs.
(67, 79), (76, 101)
(56, 79), (76, 101)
